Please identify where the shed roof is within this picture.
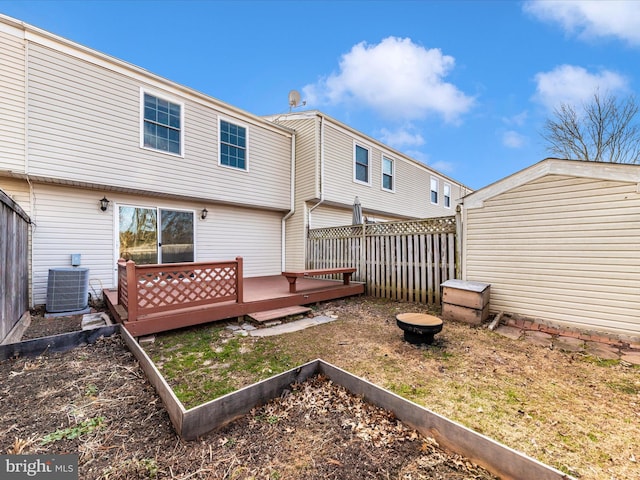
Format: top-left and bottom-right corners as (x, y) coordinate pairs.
(463, 158), (640, 209)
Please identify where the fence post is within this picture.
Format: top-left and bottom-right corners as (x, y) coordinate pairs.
(125, 260), (138, 322)
(455, 205), (463, 280)
(235, 256), (244, 304)
(360, 223), (366, 284)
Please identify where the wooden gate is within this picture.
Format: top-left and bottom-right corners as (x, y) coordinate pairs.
(307, 216), (458, 305)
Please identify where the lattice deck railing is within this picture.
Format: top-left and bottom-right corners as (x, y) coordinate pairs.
(117, 257), (244, 323)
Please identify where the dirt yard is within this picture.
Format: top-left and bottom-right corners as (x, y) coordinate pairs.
(1, 296), (639, 479)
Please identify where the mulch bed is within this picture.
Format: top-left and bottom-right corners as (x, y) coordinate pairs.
(1, 318), (498, 479)
(20, 312), (83, 340)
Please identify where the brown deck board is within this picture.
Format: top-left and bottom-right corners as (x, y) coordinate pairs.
(247, 305), (312, 323)
(104, 275), (363, 336)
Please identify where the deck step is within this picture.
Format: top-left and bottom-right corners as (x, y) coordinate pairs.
(247, 305), (312, 323)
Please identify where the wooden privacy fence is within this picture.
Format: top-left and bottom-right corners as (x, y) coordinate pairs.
(0, 189), (30, 342)
(307, 216), (459, 305)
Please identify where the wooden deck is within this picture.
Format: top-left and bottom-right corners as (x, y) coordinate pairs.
(105, 273), (364, 337)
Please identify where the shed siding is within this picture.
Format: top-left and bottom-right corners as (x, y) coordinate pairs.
(465, 174), (640, 337)
(0, 31), (26, 173)
(26, 44), (291, 210)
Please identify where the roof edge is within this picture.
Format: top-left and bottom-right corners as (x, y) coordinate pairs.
(463, 158), (640, 209)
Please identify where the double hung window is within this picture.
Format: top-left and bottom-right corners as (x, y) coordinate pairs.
(382, 157), (394, 191)
(430, 177), (439, 204)
(444, 183), (451, 208)
(142, 92), (182, 155)
(220, 119), (247, 170)
(354, 144), (370, 184)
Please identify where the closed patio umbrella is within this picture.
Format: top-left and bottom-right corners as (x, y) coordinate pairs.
(352, 196), (363, 225)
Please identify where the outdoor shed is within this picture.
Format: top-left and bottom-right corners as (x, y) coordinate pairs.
(461, 158), (640, 340)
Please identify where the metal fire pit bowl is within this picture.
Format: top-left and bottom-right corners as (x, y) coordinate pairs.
(396, 313), (443, 345)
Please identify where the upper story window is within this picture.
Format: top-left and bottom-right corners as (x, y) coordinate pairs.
(142, 91), (182, 155)
(382, 157), (394, 191)
(219, 119), (247, 170)
(354, 144), (370, 184)
(444, 183), (451, 208)
(430, 177), (439, 204)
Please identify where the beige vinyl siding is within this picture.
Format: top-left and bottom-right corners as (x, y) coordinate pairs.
(0, 31), (26, 173)
(30, 184), (116, 305)
(197, 205), (282, 277)
(321, 122), (459, 218)
(464, 174), (640, 337)
(0, 178), (31, 213)
(27, 185), (284, 305)
(310, 204), (401, 229)
(285, 203), (306, 270)
(25, 44), (291, 210)
(277, 116), (319, 270)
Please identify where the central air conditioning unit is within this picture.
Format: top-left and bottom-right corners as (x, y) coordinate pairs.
(46, 267), (90, 313)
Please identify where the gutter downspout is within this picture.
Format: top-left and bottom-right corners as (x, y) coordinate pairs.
(308, 113), (325, 228)
(281, 133), (296, 271)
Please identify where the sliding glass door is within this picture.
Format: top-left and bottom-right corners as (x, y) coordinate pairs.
(119, 206), (194, 264)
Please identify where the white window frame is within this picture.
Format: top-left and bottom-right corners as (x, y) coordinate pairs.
(381, 156), (395, 192)
(113, 203), (197, 284)
(353, 142), (371, 185)
(140, 88), (184, 157)
(444, 183), (451, 208)
(218, 116), (249, 172)
(430, 177), (439, 205)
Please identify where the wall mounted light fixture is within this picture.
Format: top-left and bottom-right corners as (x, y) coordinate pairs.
(99, 196), (110, 212)
(201, 208), (208, 220)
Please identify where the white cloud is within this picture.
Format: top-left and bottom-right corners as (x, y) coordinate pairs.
(303, 37), (474, 123)
(502, 111), (528, 127)
(502, 130), (526, 149)
(428, 160), (454, 174)
(524, 0), (640, 45)
(378, 126), (425, 149)
(533, 65), (628, 111)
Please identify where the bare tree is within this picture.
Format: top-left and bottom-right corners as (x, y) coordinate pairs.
(541, 93), (640, 164)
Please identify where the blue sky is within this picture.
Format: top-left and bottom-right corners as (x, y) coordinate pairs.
(2, 1), (640, 190)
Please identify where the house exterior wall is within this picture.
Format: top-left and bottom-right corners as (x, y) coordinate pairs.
(1, 181), (282, 305)
(309, 204), (399, 229)
(463, 173), (640, 338)
(0, 15), (293, 305)
(320, 121), (463, 218)
(0, 28), (25, 173)
(24, 43), (292, 211)
(267, 112), (469, 270)
(271, 115), (319, 270)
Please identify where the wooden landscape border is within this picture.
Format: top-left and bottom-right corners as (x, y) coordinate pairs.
(121, 327), (575, 480)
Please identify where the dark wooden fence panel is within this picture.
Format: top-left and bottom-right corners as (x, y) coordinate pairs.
(0, 189), (30, 342)
(307, 217), (457, 305)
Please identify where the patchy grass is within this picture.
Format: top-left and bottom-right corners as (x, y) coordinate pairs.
(142, 296), (640, 480)
(146, 324), (294, 406)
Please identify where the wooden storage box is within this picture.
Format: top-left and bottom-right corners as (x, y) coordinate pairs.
(441, 280), (491, 325)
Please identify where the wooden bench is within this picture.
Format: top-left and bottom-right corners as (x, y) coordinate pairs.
(282, 268), (356, 293)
